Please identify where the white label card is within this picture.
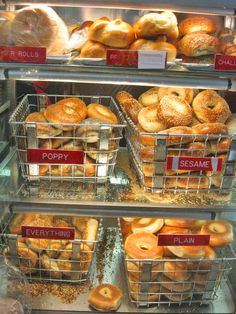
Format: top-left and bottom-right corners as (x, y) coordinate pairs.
(138, 50), (167, 69)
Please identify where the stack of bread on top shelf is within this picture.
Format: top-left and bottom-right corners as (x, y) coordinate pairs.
(3, 213), (99, 281)
(0, 5), (235, 61)
(120, 217), (234, 305)
(115, 87), (236, 190)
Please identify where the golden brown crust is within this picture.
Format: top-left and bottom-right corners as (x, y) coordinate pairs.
(88, 18), (135, 48)
(179, 16), (216, 35)
(157, 87), (194, 104)
(11, 5), (69, 56)
(164, 261), (191, 281)
(44, 98), (87, 131)
(200, 220), (233, 246)
(178, 32), (219, 57)
(9, 214), (25, 234)
(130, 40), (177, 61)
(192, 90), (231, 124)
(116, 91), (143, 124)
(131, 218), (164, 233)
(192, 123), (228, 141)
(210, 138), (231, 154)
(87, 103), (118, 124)
(138, 87), (159, 107)
(158, 126), (193, 146)
(40, 253), (61, 279)
(80, 40), (108, 58)
(133, 12), (178, 40)
(157, 95), (193, 127)
(17, 242), (38, 274)
(25, 112), (61, 138)
(125, 231), (163, 259)
(88, 284), (122, 312)
(167, 243), (205, 259)
(138, 105), (167, 132)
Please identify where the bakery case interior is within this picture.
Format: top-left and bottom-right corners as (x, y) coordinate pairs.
(0, 0), (236, 313)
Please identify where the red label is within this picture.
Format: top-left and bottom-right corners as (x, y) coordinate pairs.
(166, 156), (223, 172)
(21, 226), (75, 240)
(214, 54), (236, 71)
(0, 46), (46, 63)
(107, 49), (138, 67)
(27, 149), (84, 164)
(158, 234), (210, 246)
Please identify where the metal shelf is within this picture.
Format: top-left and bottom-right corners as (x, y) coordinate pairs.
(1, 149), (236, 219)
(0, 63), (235, 90)
(29, 227), (236, 313)
(4, 0), (236, 15)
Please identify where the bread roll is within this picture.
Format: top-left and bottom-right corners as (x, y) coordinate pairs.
(130, 39), (176, 61)
(11, 5), (69, 56)
(80, 40), (107, 58)
(133, 11), (178, 40)
(88, 18), (135, 48)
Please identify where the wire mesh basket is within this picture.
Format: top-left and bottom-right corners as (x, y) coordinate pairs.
(0, 212), (102, 283)
(118, 219), (236, 307)
(9, 94), (126, 183)
(118, 103), (236, 194)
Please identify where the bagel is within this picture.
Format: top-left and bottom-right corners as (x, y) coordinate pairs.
(88, 18), (135, 48)
(200, 220), (233, 246)
(138, 87), (159, 107)
(160, 274), (193, 292)
(133, 12), (178, 40)
(131, 218), (164, 234)
(179, 16), (216, 35)
(87, 103), (118, 124)
(167, 244), (205, 259)
(192, 90), (231, 124)
(164, 219), (200, 229)
(127, 259), (162, 281)
(76, 117), (112, 143)
(157, 95), (193, 127)
(88, 283), (122, 312)
(162, 288), (192, 302)
(17, 242), (38, 274)
(177, 175), (210, 189)
(210, 138), (231, 154)
(157, 87), (195, 104)
(129, 278), (160, 302)
(44, 98), (87, 131)
(40, 253), (61, 279)
(158, 126), (193, 146)
(138, 105), (167, 132)
(192, 123), (228, 141)
(177, 32), (219, 57)
(164, 261), (190, 282)
(25, 112), (61, 138)
(137, 123), (156, 146)
(125, 231), (163, 260)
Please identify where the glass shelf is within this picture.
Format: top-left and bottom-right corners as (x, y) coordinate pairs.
(1, 149), (235, 219)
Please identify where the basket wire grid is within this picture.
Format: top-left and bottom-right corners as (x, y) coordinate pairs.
(117, 103), (236, 193)
(0, 212), (102, 283)
(9, 94), (126, 183)
(118, 221), (236, 307)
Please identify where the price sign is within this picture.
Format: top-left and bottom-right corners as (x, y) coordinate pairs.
(27, 149), (84, 164)
(0, 46), (46, 63)
(22, 226), (75, 240)
(214, 54), (236, 71)
(166, 156), (223, 172)
(158, 234), (210, 246)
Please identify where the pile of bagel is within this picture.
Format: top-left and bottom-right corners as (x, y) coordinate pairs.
(121, 217), (233, 303)
(24, 97), (119, 178)
(116, 88), (235, 190)
(4, 213), (99, 280)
